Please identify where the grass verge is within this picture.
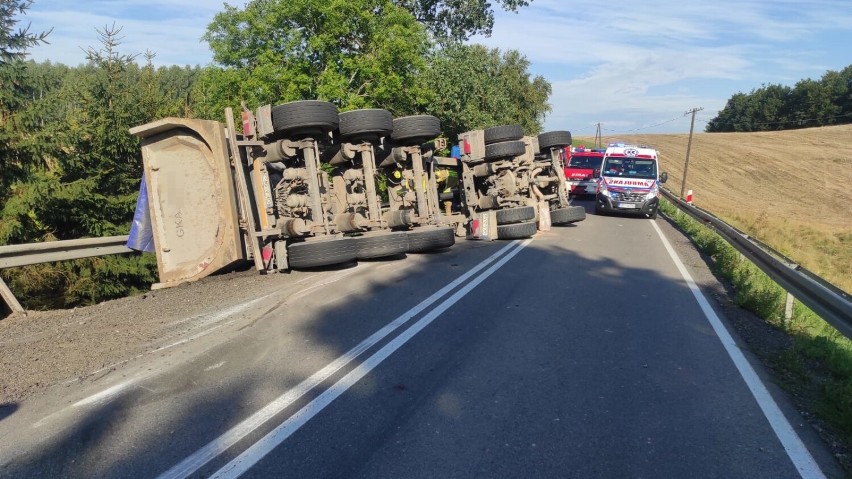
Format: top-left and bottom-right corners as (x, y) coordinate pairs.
(659, 198), (852, 472)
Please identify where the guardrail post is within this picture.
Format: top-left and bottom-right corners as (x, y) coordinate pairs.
(1, 276), (24, 315)
(785, 292), (795, 324)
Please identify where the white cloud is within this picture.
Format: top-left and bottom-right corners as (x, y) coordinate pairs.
(18, 0), (852, 133)
(25, 1), (221, 67)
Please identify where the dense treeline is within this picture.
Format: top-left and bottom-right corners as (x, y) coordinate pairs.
(0, 0), (549, 310)
(706, 65), (852, 132)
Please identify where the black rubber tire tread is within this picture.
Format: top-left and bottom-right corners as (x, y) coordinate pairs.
(484, 125), (524, 145)
(338, 109), (393, 140)
(495, 206), (536, 224)
(537, 130), (573, 151)
(391, 115), (441, 145)
(484, 140), (526, 161)
(287, 237), (357, 269)
(649, 208), (658, 220)
(354, 231), (409, 259)
(550, 206), (586, 224)
(407, 227), (455, 252)
(271, 100), (339, 135)
(595, 203), (606, 216)
(497, 221), (537, 239)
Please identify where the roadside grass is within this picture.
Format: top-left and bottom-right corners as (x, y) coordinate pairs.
(723, 211), (852, 294)
(659, 198), (852, 466)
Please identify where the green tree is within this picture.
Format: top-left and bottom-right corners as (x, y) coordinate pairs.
(707, 64), (852, 132)
(825, 65), (852, 122)
(3, 25), (159, 309)
(789, 77), (836, 128)
(0, 0), (49, 63)
(422, 43), (550, 139)
(198, 0), (432, 118)
(393, 0), (533, 43)
(0, 0), (50, 205)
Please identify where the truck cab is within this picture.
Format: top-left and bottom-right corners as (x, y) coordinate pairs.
(564, 146), (604, 196)
(595, 144), (668, 219)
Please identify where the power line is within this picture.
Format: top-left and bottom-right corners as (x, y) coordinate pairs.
(600, 115), (683, 134)
(698, 111), (852, 128)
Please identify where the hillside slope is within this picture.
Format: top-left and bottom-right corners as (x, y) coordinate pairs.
(592, 124), (852, 291)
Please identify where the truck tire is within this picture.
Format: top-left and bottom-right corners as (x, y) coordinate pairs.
(550, 206), (586, 224)
(495, 206), (536, 224)
(484, 125), (524, 145)
(484, 140), (526, 161)
(407, 227), (455, 252)
(353, 231), (409, 259)
(391, 115), (441, 146)
(497, 221), (537, 239)
(339, 109), (393, 141)
(537, 130), (572, 151)
(288, 237), (357, 269)
(271, 100), (339, 138)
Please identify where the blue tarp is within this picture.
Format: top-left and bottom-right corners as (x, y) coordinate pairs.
(127, 174), (155, 253)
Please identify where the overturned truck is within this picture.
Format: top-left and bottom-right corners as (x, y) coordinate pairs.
(457, 125), (585, 240)
(130, 102), (456, 288)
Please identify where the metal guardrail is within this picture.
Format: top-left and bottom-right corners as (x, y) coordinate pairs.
(0, 235), (133, 314)
(660, 188), (852, 340)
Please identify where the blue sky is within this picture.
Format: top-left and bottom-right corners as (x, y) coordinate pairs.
(22, 0), (852, 135)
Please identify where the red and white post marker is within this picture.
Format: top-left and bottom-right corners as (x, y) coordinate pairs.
(686, 189), (693, 205)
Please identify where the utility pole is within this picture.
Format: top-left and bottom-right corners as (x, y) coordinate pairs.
(680, 107), (703, 199)
(594, 123), (602, 149)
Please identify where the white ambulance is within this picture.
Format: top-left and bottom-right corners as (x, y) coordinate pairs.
(595, 144), (668, 219)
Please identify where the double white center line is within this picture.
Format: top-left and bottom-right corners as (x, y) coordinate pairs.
(157, 239), (532, 479)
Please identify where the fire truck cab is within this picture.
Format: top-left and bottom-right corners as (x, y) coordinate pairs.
(564, 146), (605, 196)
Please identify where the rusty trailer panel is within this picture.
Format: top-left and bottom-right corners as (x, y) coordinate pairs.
(130, 118), (244, 288)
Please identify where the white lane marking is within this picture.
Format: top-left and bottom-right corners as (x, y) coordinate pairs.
(209, 238), (533, 479)
(651, 220), (825, 479)
(205, 362), (226, 372)
(157, 240), (524, 479)
(286, 269), (362, 304)
(72, 380), (135, 408)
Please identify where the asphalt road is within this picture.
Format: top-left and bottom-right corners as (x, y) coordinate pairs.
(0, 202), (838, 478)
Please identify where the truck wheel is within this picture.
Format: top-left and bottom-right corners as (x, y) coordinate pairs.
(484, 140), (526, 161)
(550, 206), (586, 224)
(288, 237), (357, 269)
(339, 109), (393, 142)
(495, 206), (536, 224)
(484, 125), (524, 145)
(537, 130), (573, 151)
(353, 231), (409, 259)
(271, 100), (339, 138)
(391, 115), (441, 146)
(407, 227), (455, 252)
(497, 221), (537, 239)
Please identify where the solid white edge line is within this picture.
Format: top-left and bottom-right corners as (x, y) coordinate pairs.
(651, 220), (825, 479)
(209, 238), (534, 479)
(156, 240), (524, 479)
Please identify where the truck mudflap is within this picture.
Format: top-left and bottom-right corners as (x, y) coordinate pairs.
(129, 118), (244, 289)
